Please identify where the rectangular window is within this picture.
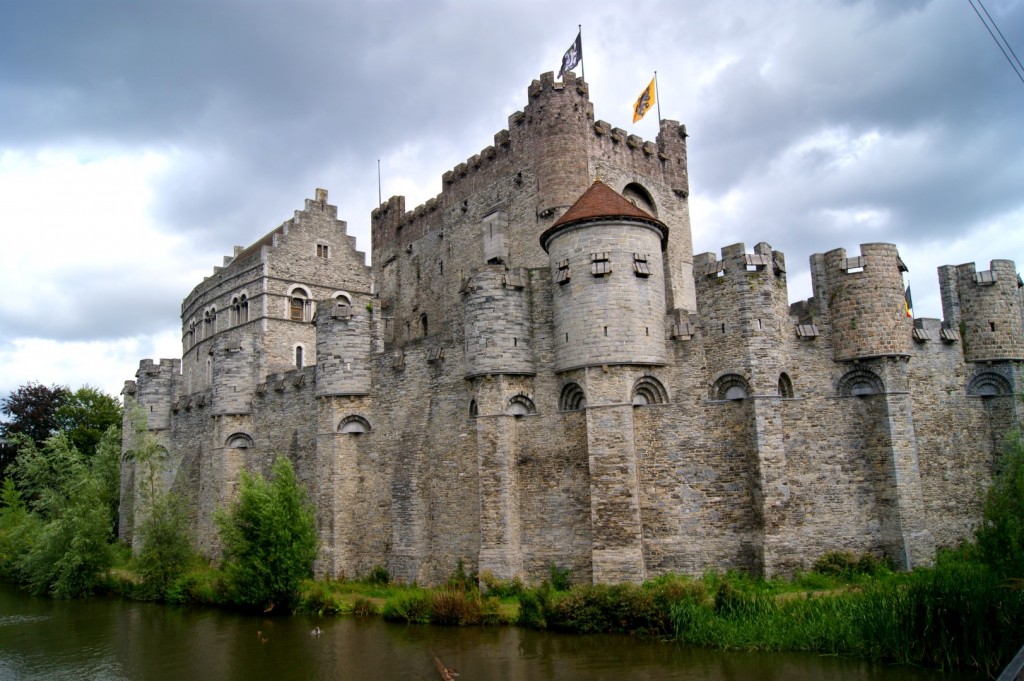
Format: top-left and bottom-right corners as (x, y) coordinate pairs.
(591, 252), (611, 277)
(317, 244), (330, 258)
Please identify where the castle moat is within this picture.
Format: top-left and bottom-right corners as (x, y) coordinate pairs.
(0, 582), (982, 680)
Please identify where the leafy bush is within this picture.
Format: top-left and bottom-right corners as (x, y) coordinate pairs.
(216, 457), (319, 611)
(549, 563), (571, 591)
(352, 596), (377, 616)
(301, 580), (344, 615)
(479, 570), (525, 598)
(446, 559), (476, 592)
(977, 432), (1024, 578)
(430, 587), (482, 625)
(517, 588), (548, 629)
(381, 590), (432, 623)
(135, 491), (195, 599)
(367, 564), (391, 586)
(812, 551), (888, 581)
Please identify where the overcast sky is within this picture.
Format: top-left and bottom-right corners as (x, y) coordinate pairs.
(1, 0), (1022, 401)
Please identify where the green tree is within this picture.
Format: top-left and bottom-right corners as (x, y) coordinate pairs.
(0, 478), (40, 581)
(126, 404), (196, 599)
(136, 490), (195, 599)
(7, 430), (120, 597)
(1, 383), (70, 479)
(216, 457), (318, 610)
(977, 432), (1024, 578)
(55, 386), (122, 459)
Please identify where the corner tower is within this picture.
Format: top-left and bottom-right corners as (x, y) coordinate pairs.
(541, 180), (669, 372)
(541, 180), (670, 583)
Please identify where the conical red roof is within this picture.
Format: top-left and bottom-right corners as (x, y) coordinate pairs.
(553, 180), (657, 227)
(540, 180), (668, 252)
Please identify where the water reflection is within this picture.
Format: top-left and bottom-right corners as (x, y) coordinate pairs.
(0, 583), (979, 680)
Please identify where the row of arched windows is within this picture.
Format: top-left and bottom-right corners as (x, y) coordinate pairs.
(224, 414), (371, 449)
(184, 293), (252, 351)
(705, 368), (1014, 400)
(216, 369), (1012, 451)
(287, 287), (354, 323)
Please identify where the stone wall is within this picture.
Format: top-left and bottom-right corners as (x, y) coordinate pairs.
(121, 72), (1024, 587)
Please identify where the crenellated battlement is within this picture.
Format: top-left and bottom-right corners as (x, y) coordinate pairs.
(133, 358), (181, 430)
(694, 242), (791, 395)
(369, 72), (691, 261)
(940, 258), (1024, 362)
(695, 242), (784, 283)
(812, 243), (911, 362)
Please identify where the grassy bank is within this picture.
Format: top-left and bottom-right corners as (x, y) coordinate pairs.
(98, 548), (1023, 676)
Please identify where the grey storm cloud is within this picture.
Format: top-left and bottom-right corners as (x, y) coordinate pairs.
(0, 0), (1021, 398)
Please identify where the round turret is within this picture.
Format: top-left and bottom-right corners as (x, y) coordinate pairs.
(210, 336), (254, 415)
(133, 358), (179, 430)
(462, 266), (535, 377)
(541, 181), (668, 372)
(315, 296), (373, 396)
(521, 72), (593, 221)
(823, 243), (912, 362)
(953, 260), (1024, 362)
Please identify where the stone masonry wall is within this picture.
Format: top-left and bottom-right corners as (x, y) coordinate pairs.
(122, 71), (1024, 588)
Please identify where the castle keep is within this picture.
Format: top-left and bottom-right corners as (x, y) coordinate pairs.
(120, 72), (1024, 585)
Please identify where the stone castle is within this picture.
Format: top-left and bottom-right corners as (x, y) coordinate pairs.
(120, 71), (1024, 585)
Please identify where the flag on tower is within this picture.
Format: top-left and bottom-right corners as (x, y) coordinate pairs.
(558, 30), (582, 80)
(633, 76), (656, 123)
(904, 285), (913, 318)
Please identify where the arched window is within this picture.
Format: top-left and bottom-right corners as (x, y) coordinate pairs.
(226, 433), (253, 449)
(507, 394), (536, 416)
(967, 371), (1012, 397)
(239, 294), (249, 323)
(421, 314), (429, 337)
(621, 182), (657, 217)
(559, 383), (587, 411)
(712, 374), (750, 401)
(230, 297), (239, 325)
(289, 287), (309, 321)
(332, 292), (352, 318)
(837, 369), (884, 397)
(632, 376), (668, 406)
(295, 345), (304, 369)
(778, 372), (794, 398)
(338, 414), (371, 434)
(469, 399), (479, 418)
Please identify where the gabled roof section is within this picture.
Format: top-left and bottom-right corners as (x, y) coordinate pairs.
(540, 180), (668, 252)
(230, 224), (288, 266)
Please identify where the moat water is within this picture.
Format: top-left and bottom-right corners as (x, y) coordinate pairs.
(0, 582), (981, 680)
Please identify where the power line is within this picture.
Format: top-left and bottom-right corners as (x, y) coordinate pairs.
(967, 0), (1024, 87)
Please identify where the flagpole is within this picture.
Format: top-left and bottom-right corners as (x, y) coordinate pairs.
(654, 71), (661, 124)
(579, 24), (584, 82)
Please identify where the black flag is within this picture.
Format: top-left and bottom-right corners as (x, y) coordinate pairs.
(558, 31), (582, 79)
